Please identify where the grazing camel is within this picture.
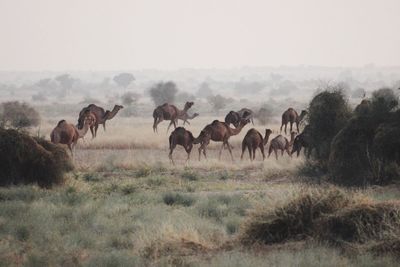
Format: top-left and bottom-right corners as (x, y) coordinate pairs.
(241, 128), (272, 161)
(78, 104), (124, 138)
(179, 112), (199, 125)
(224, 108), (254, 128)
(50, 114), (95, 156)
(280, 108), (307, 135)
(291, 126), (311, 157)
(168, 127), (195, 165)
(194, 119), (249, 161)
(268, 131), (296, 160)
(153, 101), (194, 133)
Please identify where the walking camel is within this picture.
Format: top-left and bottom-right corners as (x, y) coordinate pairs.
(78, 104), (124, 138)
(280, 108), (307, 134)
(241, 128), (272, 161)
(153, 101), (194, 133)
(179, 112), (199, 125)
(268, 131), (297, 160)
(50, 114), (95, 156)
(168, 127), (195, 165)
(194, 119), (249, 161)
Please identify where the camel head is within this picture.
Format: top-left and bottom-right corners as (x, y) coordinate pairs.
(77, 110), (91, 129)
(113, 104), (124, 111)
(263, 128), (273, 146)
(300, 110), (308, 117)
(184, 101), (194, 110)
(225, 111), (240, 128)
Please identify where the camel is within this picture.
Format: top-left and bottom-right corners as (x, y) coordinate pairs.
(224, 108), (254, 128)
(291, 126), (311, 157)
(50, 114), (95, 156)
(168, 127), (195, 165)
(280, 108), (307, 135)
(179, 112), (199, 125)
(78, 104), (124, 138)
(153, 101), (194, 133)
(194, 119), (249, 161)
(241, 128), (272, 161)
(268, 131), (296, 160)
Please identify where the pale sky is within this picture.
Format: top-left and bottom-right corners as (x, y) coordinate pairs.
(0, 0), (399, 70)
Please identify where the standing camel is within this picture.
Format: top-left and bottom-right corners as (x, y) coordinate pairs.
(291, 126), (311, 157)
(194, 119), (249, 161)
(241, 128), (272, 161)
(51, 114), (95, 156)
(179, 112), (199, 125)
(152, 101), (194, 133)
(280, 108), (307, 134)
(168, 127), (195, 165)
(268, 131), (296, 160)
(224, 108), (253, 128)
(78, 104), (124, 138)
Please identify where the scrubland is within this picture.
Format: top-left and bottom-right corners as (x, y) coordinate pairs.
(0, 116), (400, 266)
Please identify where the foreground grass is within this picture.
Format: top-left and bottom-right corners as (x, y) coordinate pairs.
(0, 162), (399, 266)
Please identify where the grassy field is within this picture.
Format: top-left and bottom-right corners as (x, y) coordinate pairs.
(1, 116), (399, 266)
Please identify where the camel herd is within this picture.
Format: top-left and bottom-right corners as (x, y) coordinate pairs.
(49, 101), (308, 163)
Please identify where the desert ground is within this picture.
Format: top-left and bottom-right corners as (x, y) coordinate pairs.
(1, 112), (399, 267)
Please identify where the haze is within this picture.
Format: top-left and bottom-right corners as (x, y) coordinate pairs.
(1, 0), (399, 71)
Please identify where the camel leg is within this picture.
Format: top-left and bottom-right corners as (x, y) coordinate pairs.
(296, 122), (299, 133)
(185, 145), (192, 163)
(280, 123), (283, 133)
(281, 149), (284, 156)
(153, 117), (158, 133)
(247, 146), (252, 160)
(252, 147), (257, 161)
(218, 142), (225, 160)
(103, 122), (106, 132)
(275, 150), (278, 160)
(240, 143), (246, 160)
(286, 147), (292, 157)
(94, 124), (99, 137)
(198, 147), (202, 161)
(284, 123), (287, 135)
(289, 122), (293, 134)
(251, 118), (254, 125)
(169, 145), (175, 165)
(260, 145), (265, 160)
(167, 120), (174, 133)
(90, 126), (95, 139)
(226, 141), (234, 161)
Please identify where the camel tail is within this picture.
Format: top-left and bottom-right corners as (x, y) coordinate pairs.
(169, 134), (173, 150)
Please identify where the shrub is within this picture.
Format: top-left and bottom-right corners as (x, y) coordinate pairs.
(255, 106), (273, 125)
(306, 88), (352, 169)
(113, 72), (135, 89)
(163, 192), (196, 207)
(0, 129), (73, 187)
(0, 101), (40, 129)
(207, 94), (230, 115)
(149, 81), (178, 106)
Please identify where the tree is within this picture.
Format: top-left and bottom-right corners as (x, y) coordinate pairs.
(207, 94), (230, 114)
(113, 73), (135, 89)
(121, 92), (140, 106)
(196, 82), (213, 98)
(0, 101), (40, 129)
(55, 74), (75, 98)
(149, 81), (178, 106)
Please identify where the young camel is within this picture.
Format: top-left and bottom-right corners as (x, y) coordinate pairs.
(268, 131), (296, 160)
(168, 127), (195, 165)
(50, 115), (95, 156)
(280, 108), (307, 135)
(194, 119), (249, 161)
(78, 104), (124, 138)
(152, 101), (194, 133)
(179, 112), (199, 125)
(241, 128), (272, 161)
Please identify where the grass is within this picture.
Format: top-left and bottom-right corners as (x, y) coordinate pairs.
(0, 116), (397, 266)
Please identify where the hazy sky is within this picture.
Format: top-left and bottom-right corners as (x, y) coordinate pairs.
(0, 0), (399, 70)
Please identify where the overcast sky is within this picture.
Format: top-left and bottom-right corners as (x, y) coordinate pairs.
(0, 0), (399, 71)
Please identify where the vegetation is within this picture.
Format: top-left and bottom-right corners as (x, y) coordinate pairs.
(0, 101), (40, 129)
(149, 81), (178, 106)
(207, 94), (231, 114)
(113, 73), (135, 89)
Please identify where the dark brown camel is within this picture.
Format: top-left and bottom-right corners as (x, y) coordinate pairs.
(241, 128), (272, 161)
(168, 127), (195, 165)
(193, 119), (249, 161)
(268, 131), (296, 160)
(224, 108), (253, 128)
(78, 104), (124, 138)
(280, 108), (307, 134)
(152, 101), (194, 133)
(291, 126), (311, 157)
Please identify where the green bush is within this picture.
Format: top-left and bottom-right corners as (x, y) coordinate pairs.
(0, 101), (40, 129)
(162, 192), (196, 207)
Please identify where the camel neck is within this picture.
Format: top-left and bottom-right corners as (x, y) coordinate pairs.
(77, 124), (89, 138)
(263, 132), (271, 146)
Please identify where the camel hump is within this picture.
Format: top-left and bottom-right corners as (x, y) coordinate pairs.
(212, 120), (220, 124)
(57, 120), (66, 127)
(162, 103), (169, 107)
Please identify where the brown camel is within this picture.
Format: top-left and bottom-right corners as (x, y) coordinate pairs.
(241, 128), (272, 161)
(291, 126), (311, 157)
(268, 131), (296, 160)
(168, 127), (195, 165)
(224, 108), (254, 128)
(193, 119), (249, 161)
(280, 108), (307, 134)
(78, 104), (124, 138)
(50, 114), (95, 156)
(152, 101), (194, 133)
(179, 112), (199, 125)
